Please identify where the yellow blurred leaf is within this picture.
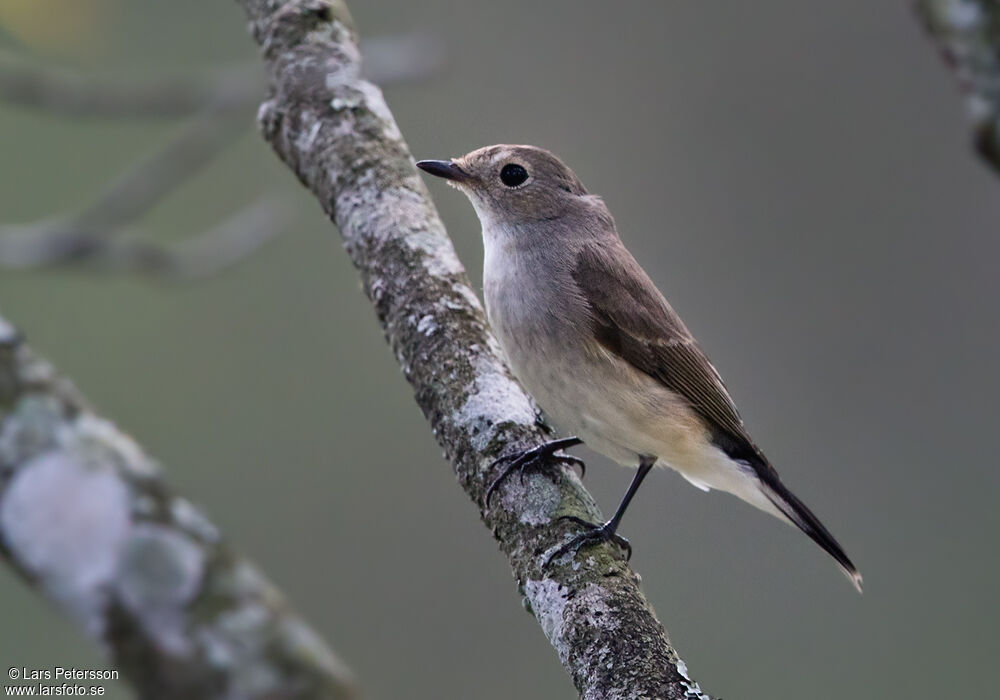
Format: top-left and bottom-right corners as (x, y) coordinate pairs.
(0, 0), (115, 54)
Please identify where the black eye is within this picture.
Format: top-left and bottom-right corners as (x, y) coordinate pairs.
(499, 163), (529, 187)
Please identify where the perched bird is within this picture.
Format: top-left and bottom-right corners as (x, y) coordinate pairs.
(417, 145), (862, 592)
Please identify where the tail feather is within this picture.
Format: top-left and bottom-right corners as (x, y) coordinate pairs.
(761, 474), (863, 593)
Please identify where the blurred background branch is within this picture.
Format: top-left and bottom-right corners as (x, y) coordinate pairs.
(0, 33), (442, 278)
(0, 54), (259, 119)
(0, 36), (441, 119)
(0, 197), (292, 278)
(915, 0), (1000, 173)
(0, 100), (252, 272)
(0, 317), (357, 699)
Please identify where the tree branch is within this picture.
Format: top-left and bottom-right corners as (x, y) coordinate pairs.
(0, 102), (248, 270)
(0, 54), (257, 119)
(0, 35), (441, 120)
(232, 1), (711, 697)
(915, 0), (1000, 173)
(0, 317), (356, 699)
(0, 32), (443, 276)
(84, 197), (294, 278)
(0, 197), (293, 278)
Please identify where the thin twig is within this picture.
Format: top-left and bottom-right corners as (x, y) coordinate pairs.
(0, 35), (442, 120)
(93, 198), (294, 278)
(0, 31), (442, 274)
(71, 102), (247, 232)
(0, 53), (258, 119)
(0, 197), (291, 277)
(0, 102), (247, 268)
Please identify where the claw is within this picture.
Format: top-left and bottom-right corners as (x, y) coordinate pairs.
(543, 515), (632, 568)
(484, 437), (584, 510)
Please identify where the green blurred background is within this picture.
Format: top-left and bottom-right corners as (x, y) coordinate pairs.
(2, 1), (998, 698)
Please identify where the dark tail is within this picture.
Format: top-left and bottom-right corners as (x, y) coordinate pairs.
(760, 471), (863, 593)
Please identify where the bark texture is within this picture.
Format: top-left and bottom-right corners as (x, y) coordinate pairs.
(0, 317), (355, 700)
(233, 1), (712, 697)
(916, 0), (1000, 173)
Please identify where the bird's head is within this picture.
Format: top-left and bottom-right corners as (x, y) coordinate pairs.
(417, 144), (589, 227)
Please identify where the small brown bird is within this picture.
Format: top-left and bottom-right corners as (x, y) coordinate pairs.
(417, 145), (862, 591)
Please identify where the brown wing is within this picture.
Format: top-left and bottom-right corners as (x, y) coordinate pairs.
(574, 243), (864, 584)
(573, 242), (757, 459)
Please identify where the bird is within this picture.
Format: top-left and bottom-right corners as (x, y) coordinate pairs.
(416, 145), (862, 592)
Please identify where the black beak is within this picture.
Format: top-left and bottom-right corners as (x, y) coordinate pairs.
(416, 159), (471, 183)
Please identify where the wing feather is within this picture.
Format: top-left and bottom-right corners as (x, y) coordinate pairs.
(573, 242), (756, 459)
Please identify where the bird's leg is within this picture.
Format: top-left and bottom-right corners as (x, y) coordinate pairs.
(544, 456), (656, 567)
(484, 437), (585, 509)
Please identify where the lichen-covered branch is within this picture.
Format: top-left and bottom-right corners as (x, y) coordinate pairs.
(0, 317), (356, 700)
(915, 0), (1000, 173)
(232, 1), (711, 697)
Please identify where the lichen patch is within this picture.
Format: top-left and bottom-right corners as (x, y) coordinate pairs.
(0, 450), (131, 638)
(523, 578), (571, 664)
(116, 524), (205, 655)
(454, 356), (536, 452)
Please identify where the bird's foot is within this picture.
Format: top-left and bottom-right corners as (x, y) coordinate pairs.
(543, 515), (632, 568)
(484, 437), (585, 510)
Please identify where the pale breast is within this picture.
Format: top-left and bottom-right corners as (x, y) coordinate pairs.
(481, 227), (711, 468)
(484, 245), (638, 462)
